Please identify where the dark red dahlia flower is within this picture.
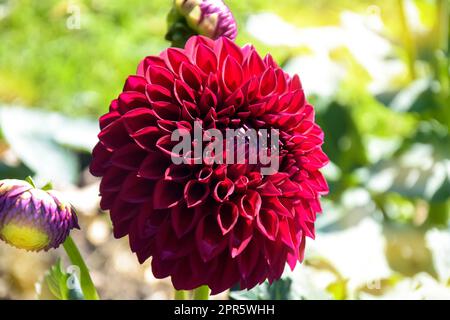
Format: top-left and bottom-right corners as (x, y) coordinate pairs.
(90, 36), (328, 294)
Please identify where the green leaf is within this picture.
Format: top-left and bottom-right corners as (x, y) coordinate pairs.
(390, 78), (439, 113)
(230, 277), (292, 300)
(38, 259), (84, 300)
(366, 143), (450, 203)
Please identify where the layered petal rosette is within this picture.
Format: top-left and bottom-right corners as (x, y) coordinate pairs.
(90, 36), (328, 294)
(0, 179), (79, 252)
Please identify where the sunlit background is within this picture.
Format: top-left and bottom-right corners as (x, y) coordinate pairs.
(0, 0), (449, 299)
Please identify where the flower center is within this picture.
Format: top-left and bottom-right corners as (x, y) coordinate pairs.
(0, 223), (50, 251)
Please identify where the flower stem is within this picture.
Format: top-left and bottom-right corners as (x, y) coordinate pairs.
(63, 235), (100, 300)
(193, 285), (210, 300)
(174, 290), (189, 300)
(397, 0), (416, 80)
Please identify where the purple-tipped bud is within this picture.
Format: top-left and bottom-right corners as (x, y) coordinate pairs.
(0, 179), (79, 252)
(167, 0), (237, 46)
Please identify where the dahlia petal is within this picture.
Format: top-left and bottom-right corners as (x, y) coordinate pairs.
(275, 69), (288, 93)
(298, 234), (306, 263)
(111, 198), (140, 238)
(245, 76), (260, 102)
(109, 99), (119, 111)
(212, 178), (234, 202)
(153, 180), (183, 209)
(151, 256), (178, 279)
(237, 239), (259, 279)
(189, 252), (218, 287)
(247, 172), (263, 187)
(146, 65), (174, 88)
(184, 180), (210, 208)
(257, 180), (282, 196)
(171, 256), (203, 290)
(222, 55), (243, 93)
(99, 110), (120, 130)
(290, 73), (302, 90)
(99, 191), (117, 210)
(207, 72), (219, 93)
(208, 252), (240, 295)
(266, 172), (289, 184)
(180, 62), (202, 91)
(229, 218), (253, 258)
(155, 221), (194, 260)
(90, 143), (112, 176)
(234, 176), (249, 193)
(181, 100), (199, 120)
(196, 214), (228, 262)
(123, 75), (147, 92)
(118, 91), (149, 114)
(244, 49), (265, 77)
(110, 143), (146, 171)
(199, 87), (218, 114)
(302, 149), (329, 170)
(248, 102), (266, 117)
(297, 181), (316, 199)
(163, 48), (190, 74)
(224, 89), (244, 107)
(119, 173), (154, 203)
(98, 118), (132, 150)
(165, 164), (193, 182)
(259, 68), (277, 96)
(306, 170), (329, 194)
(216, 201), (238, 235)
(195, 44), (218, 74)
(138, 151), (169, 180)
(300, 219), (315, 239)
(278, 178), (301, 196)
(242, 252), (269, 289)
(155, 135), (180, 158)
(256, 209), (279, 241)
(171, 205), (201, 238)
(122, 108), (158, 134)
(174, 79), (196, 105)
(100, 166), (129, 193)
(130, 126), (162, 151)
(278, 217), (295, 252)
(145, 84), (172, 103)
(264, 196), (291, 218)
(152, 101), (181, 121)
(217, 37), (243, 65)
(137, 56), (165, 76)
(138, 203), (169, 239)
(239, 190), (261, 220)
(196, 167), (213, 183)
(263, 54), (278, 68)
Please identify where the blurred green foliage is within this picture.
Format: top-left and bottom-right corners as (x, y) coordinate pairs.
(0, 0), (449, 299)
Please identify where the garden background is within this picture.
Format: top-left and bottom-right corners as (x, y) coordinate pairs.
(0, 0), (449, 299)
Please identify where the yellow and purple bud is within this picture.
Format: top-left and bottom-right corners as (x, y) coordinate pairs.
(166, 0), (237, 46)
(0, 179), (79, 252)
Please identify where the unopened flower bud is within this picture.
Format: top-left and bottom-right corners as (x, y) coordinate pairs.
(0, 179), (79, 252)
(166, 0), (237, 46)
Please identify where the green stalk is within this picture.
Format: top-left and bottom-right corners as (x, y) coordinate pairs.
(174, 290), (189, 300)
(193, 285), (210, 300)
(63, 235), (100, 300)
(397, 0), (417, 80)
(435, 0), (448, 53)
